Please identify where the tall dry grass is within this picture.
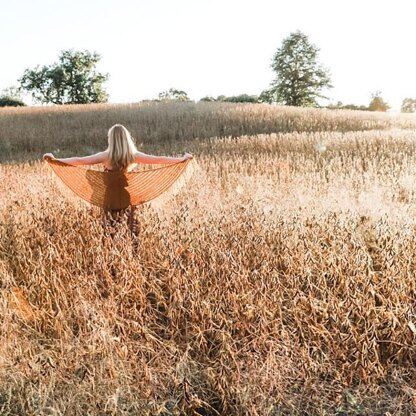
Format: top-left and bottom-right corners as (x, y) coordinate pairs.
(2, 104), (416, 414)
(2, 101), (416, 163)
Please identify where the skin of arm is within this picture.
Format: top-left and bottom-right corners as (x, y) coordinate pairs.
(43, 150), (192, 166)
(43, 151), (107, 166)
(134, 151), (192, 165)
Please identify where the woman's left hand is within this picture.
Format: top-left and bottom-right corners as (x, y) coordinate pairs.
(43, 153), (55, 161)
(182, 152), (193, 160)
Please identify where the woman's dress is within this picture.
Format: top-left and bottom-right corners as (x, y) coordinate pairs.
(103, 167), (139, 248)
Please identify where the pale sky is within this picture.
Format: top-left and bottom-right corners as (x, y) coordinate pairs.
(2, 0), (416, 111)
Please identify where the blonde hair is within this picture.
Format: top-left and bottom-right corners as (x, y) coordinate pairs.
(107, 124), (137, 171)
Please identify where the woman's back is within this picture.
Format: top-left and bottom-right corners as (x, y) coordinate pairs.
(102, 150), (138, 172)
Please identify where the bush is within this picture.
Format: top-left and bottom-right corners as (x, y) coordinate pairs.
(0, 97), (26, 107)
(218, 94), (259, 103)
(327, 102), (369, 111)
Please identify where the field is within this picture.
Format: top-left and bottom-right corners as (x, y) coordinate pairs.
(2, 102), (416, 415)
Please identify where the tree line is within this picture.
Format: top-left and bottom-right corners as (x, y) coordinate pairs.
(0, 31), (410, 112)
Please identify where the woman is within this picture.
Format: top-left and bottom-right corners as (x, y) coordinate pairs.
(43, 124), (193, 250)
(43, 124), (193, 170)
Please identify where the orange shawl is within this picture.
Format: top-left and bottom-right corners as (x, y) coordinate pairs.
(47, 158), (193, 210)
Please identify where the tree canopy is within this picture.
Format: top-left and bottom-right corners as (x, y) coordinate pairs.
(267, 31), (332, 107)
(200, 94), (259, 103)
(19, 50), (109, 105)
(158, 88), (190, 102)
(368, 91), (390, 112)
(0, 86), (25, 107)
(401, 98), (416, 113)
(326, 101), (369, 111)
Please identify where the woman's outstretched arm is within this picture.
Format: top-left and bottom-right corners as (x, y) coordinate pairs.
(134, 151), (193, 165)
(43, 151), (107, 166)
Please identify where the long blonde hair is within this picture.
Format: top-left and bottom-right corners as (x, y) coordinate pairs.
(107, 124), (137, 171)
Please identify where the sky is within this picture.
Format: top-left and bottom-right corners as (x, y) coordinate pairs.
(2, 0), (416, 111)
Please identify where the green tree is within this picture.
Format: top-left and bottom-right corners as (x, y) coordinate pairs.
(327, 101), (369, 111)
(0, 97), (25, 107)
(368, 91), (390, 112)
(269, 31), (332, 107)
(158, 88), (189, 101)
(200, 96), (216, 102)
(258, 89), (274, 104)
(217, 94), (259, 103)
(401, 98), (416, 113)
(19, 50), (109, 104)
(0, 86), (25, 107)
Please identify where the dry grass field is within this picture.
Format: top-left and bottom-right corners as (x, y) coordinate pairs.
(2, 101), (416, 162)
(2, 102), (416, 415)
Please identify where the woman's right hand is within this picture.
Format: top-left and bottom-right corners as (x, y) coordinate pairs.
(43, 153), (55, 161)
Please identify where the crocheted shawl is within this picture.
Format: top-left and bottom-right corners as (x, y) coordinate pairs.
(47, 158), (192, 210)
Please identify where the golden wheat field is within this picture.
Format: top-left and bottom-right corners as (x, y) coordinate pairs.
(2, 102), (416, 415)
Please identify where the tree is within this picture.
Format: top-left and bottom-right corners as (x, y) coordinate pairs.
(202, 94), (259, 103)
(401, 98), (416, 113)
(269, 30), (332, 107)
(217, 94), (259, 103)
(0, 86), (25, 107)
(258, 89), (274, 104)
(368, 91), (389, 112)
(327, 101), (369, 111)
(158, 88), (189, 101)
(200, 96), (216, 102)
(0, 97), (25, 107)
(19, 50), (109, 104)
